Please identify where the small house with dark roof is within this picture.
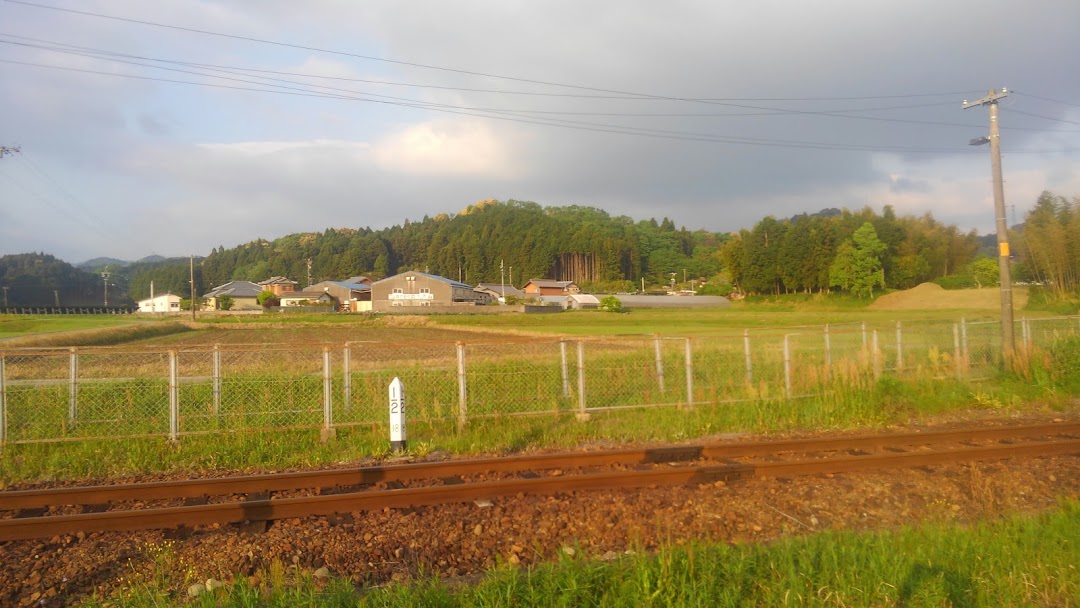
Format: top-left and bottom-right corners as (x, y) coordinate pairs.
(342, 276), (374, 286)
(522, 279), (581, 296)
(371, 271), (491, 311)
(202, 280), (263, 311)
(474, 282), (525, 302)
(258, 276), (298, 295)
(279, 289), (337, 307)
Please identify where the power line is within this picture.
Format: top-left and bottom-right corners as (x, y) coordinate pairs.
(4, 0), (988, 114)
(1008, 108), (1080, 126)
(0, 56), (990, 154)
(0, 32), (979, 104)
(1014, 91), (1080, 108)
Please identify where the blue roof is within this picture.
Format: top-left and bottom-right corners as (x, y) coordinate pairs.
(327, 281), (371, 291)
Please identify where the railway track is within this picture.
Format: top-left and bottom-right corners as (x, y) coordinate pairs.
(1, 421), (1078, 542)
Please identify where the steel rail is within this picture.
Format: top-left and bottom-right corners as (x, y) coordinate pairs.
(0, 437), (1077, 542)
(2, 421), (1077, 510)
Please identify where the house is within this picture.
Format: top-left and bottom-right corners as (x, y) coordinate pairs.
(522, 279), (581, 296)
(258, 276), (298, 296)
(306, 280), (372, 310)
(279, 290), (337, 307)
(474, 282), (525, 302)
(371, 271), (491, 311)
(202, 281), (263, 311)
(137, 293), (182, 313)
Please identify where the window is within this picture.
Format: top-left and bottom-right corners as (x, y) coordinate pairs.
(392, 288), (404, 294)
(419, 287), (431, 294)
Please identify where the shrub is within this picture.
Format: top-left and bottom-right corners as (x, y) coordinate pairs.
(599, 295), (623, 312)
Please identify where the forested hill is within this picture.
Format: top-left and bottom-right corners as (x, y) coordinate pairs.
(187, 199), (979, 300)
(0, 253), (116, 307)
(4, 199), (996, 304)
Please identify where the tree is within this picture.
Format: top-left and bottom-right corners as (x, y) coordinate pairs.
(256, 290), (279, 308)
(829, 223), (887, 298)
(217, 294), (235, 311)
(971, 258), (999, 288)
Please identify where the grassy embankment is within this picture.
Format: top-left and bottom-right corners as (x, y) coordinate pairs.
(87, 500), (1080, 607)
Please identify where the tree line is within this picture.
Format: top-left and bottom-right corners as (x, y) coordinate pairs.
(3, 193), (1075, 306)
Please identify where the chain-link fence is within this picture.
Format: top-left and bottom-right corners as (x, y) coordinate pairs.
(1, 315), (1077, 446)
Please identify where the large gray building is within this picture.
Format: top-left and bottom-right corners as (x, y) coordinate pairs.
(371, 271), (491, 311)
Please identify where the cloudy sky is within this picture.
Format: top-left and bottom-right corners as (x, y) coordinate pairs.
(1, 0), (1078, 263)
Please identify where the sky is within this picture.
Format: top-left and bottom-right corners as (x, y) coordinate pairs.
(1, 0), (1078, 264)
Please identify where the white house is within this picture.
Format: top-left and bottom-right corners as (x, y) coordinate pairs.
(138, 293), (182, 313)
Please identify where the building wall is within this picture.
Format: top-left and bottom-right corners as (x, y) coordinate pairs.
(371, 272), (490, 311)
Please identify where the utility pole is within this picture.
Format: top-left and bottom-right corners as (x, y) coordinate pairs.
(2, 286), (8, 307)
(963, 88), (1014, 358)
(500, 259), (506, 299)
(102, 270), (110, 306)
(189, 255), (196, 320)
(306, 258), (313, 287)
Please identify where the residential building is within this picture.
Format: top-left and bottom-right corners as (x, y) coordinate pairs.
(474, 283), (525, 302)
(306, 280), (372, 310)
(202, 281), (263, 311)
(279, 290), (337, 307)
(522, 279), (581, 296)
(258, 276), (298, 295)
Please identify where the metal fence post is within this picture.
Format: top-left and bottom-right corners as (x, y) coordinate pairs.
(212, 344), (221, 416)
(654, 334), (666, 394)
(953, 324), (963, 380)
(168, 350), (178, 442)
(342, 343), (351, 412)
(783, 334), (792, 400)
(0, 355), (6, 448)
(576, 340), (588, 421)
(559, 340), (569, 399)
(457, 342), (468, 431)
(895, 321), (903, 373)
(684, 337), (694, 408)
(743, 329), (753, 385)
(872, 330), (881, 380)
(68, 347), (78, 429)
(321, 347), (335, 442)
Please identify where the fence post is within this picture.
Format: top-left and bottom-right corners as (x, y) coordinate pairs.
(1022, 317), (1032, 351)
(321, 347), (335, 442)
(824, 324), (831, 380)
(654, 334), (666, 394)
(861, 322), (867, 350)
(872, 330), (882, 380)
(342, 343), (351, 412)
(559, 340), (570, 399)
(212, 344), (221, 416)
(684, 337), (694, 408)
(953, 324), (963, 380)
(743, 329), (753, 385)
(0, 355), (6, 448)
(168, 350), (178, 442)
(68, 347), (78, 429)
(783, 334), (792, 400)
(895, 321), (903, 373)
(457, 342), (468, 431)
(960, 317), (969, 368)
(576, 340), (589, 421)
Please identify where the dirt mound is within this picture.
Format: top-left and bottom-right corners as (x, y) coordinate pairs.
(870, 282), (1027, 310)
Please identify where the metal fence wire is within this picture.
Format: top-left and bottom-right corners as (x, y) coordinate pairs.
(1, 315), (1077, 446)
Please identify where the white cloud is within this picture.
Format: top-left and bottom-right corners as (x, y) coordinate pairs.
(372, 120), (521, 177)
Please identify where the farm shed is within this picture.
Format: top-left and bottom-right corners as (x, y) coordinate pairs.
(137, 293), (181, 313)
(371, 271), (491, 311)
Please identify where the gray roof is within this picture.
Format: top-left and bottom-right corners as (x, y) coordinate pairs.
(373, 271), (471, 289)
(604, 294), (731, 309)
(203, 281), (262, 299)
(475, 283), (524, 298)
(526, 279), (577, 288)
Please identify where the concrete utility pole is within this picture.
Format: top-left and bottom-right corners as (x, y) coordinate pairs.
(102, 270), (110, 306)
(189, 255), (197, 321)
(963, 88), (1014, 357)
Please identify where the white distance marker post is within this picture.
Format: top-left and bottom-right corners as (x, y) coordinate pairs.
(389, 377), (406, 452)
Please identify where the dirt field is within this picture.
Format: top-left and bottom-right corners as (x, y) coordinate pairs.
(869, 283), (1028, 311)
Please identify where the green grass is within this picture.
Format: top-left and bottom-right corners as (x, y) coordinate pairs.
(80, 500), (1080, 607)
(0, 315), (146, 340)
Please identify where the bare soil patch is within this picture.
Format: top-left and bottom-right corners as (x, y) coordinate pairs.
(869, 283), (1028, 311)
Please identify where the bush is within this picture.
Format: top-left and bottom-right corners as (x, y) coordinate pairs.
(599, 295), (623, 312)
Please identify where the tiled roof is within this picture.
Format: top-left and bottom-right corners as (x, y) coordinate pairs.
(203, 281), (262, 298)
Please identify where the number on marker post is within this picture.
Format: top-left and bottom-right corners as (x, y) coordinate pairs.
(389, 377), (406, 452)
